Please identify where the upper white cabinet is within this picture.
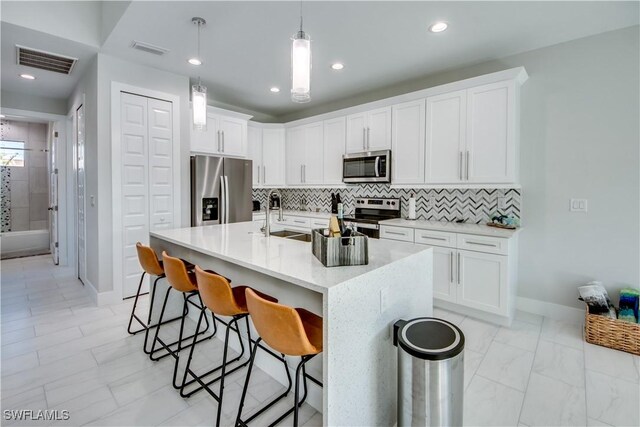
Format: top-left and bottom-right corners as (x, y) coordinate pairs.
(248, 124), (285, 187)
(466, 81), (516, 183)
(190, 107), (251, 158)
(323, 117), (346, 185)
(425, 90), (467, 183)
(286, 122), (324, 185)
(425, 80), (517, 184)
(392, 99), (425, 184)
(346, 106), (392, 153)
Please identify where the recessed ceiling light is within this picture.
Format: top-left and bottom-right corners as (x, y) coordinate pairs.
(20, 73), (36, 80)
(429, 22), (448, 33)
(188, 58), (202, 66)
(331, 63), (344, 70)
(270, 87), (280, 93)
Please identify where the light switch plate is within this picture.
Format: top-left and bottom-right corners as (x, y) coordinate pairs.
(570, 199), (588, 212)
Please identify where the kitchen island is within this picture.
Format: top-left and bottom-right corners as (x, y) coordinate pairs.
(150, 221), (433, 426)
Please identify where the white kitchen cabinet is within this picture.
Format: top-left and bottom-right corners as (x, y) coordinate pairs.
(190, 107), (250, 157)
(345, 106), (391, 153)
(286, 122), (324, 185)
(457, 249), (508, 316)
(379, 225), (414, 242)
(392, 99), (425, 184)
(425, 90), (467, 183)
(323, 117), (346, 185)
(466, 80), (516, 183)
(247, 126), (262, 187)
(218, 116), (247, 157)
(432, 246), (457, 303)
(262, 128), (286, 186)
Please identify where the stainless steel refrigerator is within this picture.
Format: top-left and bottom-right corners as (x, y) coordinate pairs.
(191, 155), (253, 226)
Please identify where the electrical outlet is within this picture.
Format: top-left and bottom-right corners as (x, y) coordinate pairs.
(497, 197), (507, 210)
(570, 199), (588, 213)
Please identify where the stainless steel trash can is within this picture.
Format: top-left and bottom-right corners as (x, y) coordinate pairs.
(394, 318), (465, 427)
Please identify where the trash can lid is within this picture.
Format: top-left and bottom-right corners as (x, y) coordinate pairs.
(397, 317), (464, 361)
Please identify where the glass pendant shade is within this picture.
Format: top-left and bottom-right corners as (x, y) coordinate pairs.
(291, 31), (311, 103)
(192, 83), (207, 130)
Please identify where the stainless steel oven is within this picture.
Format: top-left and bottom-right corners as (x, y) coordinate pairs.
(343, 150), (391, 183)
(343, 198), (401, 239)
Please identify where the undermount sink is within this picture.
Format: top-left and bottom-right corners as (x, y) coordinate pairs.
(270, 230), (312, 242)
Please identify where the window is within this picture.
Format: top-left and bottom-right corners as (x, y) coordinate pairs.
(0, 140), (25, 167)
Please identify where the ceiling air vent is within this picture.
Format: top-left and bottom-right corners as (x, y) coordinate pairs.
(16, 45), (77, 75)
(131, 41), (170, 56)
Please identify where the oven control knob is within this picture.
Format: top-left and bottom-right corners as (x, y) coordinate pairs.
(386, 201), (391, 205)
(391, 201), (396, 205)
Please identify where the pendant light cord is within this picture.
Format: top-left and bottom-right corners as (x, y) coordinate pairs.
(299, 0), (303, 32)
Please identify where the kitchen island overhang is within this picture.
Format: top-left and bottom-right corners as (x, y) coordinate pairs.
(150, 222), (433, 426)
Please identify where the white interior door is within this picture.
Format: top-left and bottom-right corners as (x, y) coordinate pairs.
(49, 124), (59, 264)
(76, 105), (86, 284)
(148, 98), (174, 233)
(121, 93), (150, 298)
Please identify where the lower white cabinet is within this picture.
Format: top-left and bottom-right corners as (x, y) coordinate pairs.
(380, 224), (517, 324)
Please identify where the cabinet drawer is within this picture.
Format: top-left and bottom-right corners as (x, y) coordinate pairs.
(310, 218), (329, 229)
(285, 217), (311, 228)
(457, 233), (508, 255)
(380, 225), (415, 242)
(414, 229), (456, 248)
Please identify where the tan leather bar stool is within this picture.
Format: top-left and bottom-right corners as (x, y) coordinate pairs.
(128, 242), (194, 357)
(236, 289), (324, 427)
(149, 251), (222, 387)
(178, 267), (282, 426)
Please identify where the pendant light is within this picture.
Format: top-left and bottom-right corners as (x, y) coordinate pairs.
(291, 1), (311, 103)
(191, 17), (207, 130)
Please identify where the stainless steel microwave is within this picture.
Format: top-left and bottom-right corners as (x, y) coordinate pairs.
(343, 150), (391, 183)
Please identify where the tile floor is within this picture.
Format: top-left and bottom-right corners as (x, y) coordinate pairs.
(1, 255), (639, 427)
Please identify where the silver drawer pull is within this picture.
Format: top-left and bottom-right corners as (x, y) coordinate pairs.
(467, 241), (497, 247)
(422, 235), (446, 241)
(294, 220), (306, 224)
(386, 231), (407, 236)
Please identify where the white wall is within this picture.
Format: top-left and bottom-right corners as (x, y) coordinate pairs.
(282, 26), (640, 310)
(1, 91), (68, 116)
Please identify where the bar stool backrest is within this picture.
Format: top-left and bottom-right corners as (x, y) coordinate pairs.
(195, 266), (245, 317)
(162, 251), (197, 293)
(245, 288), (319, 356)
(136, 242), (164, 276)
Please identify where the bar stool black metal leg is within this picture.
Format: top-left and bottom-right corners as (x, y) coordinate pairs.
(178, 306), (207, 395)
(235, 337), (261, 427)
(127, 272), (146, 335)
(171, 294), (191, 388)
(149, 286), (172, 361)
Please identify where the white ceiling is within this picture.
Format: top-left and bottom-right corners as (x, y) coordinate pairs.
(1, 1), (638, 118)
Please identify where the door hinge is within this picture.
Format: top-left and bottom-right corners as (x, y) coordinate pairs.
(55, 242), (59, 248)
(54, 131), (59, 138)
(55, 206), (58, 211)
(54, 168), (59, 174)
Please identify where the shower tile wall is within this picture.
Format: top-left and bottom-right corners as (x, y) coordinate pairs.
(252, 185), (521, 224)
(0, 120), (49, 231)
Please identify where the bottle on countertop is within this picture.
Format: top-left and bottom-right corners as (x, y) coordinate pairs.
(331, 193), (338, 214)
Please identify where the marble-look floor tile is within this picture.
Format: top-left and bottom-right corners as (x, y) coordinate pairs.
(1, 326), (35, 345)
(532, 340), (585, 388)
(302, 412), (323, 427)
(540, 318), (584, 350)
(433, 307), (466, 326)
(477, 341), (535, 391)
(86, 385), (189, 426)
(585, 370), (640, 427)
(48, 385), (119, 426)
(0, 386), (46, 411)
(520, 372), (586, 426)
(584, 342), (639, 383)
(464, 375), (524, 427)
(37, 325), (129, 365)
(463, 349), (484, 389)
(494, 319), (541, 352)
(459, 317), (499, 354)
(108, 362), (174, 407)
(1, 351), (39, 377)
(587, 418), (613, 426)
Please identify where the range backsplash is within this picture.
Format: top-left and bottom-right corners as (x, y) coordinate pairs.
(252, 185), (521, 224)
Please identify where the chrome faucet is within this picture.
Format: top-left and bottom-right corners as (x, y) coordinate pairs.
(263, 189), (284, 237)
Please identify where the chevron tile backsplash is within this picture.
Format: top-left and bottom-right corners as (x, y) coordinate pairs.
(252, 185), (521, 224)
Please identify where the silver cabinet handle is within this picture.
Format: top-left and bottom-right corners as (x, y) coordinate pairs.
(257, 166), (260, 183)
(385, 231), (407, 236)
(303, 165), (306, 183)
(363, 127), (366, 149)
(300, 165), (303, 183)
(222, 130), (225, 152)
(466, 150), (469, 180)
(294, 219), (306, 224)
(217, 130), (221, 152)
(450, 251), (454, 284)
(422, 235), (446, 241)
(263, 165), (266, 183)
(459, 152), (463, 180)
(457, 252), (461, 284)
(467, 241), (497, 248)
(367, 127), (371, 149)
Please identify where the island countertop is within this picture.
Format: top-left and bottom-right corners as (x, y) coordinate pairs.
(150, 221), (429, 294)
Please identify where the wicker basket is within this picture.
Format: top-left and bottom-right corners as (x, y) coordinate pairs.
(584, 307), (640, 355)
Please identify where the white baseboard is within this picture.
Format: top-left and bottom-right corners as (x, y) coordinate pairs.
(83, 279), (98, 305)
(84, 280), (120, 306)
(517, 296), (584, 324)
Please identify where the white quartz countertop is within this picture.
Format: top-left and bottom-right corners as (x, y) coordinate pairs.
(150, 222), (429, 294)
(253, 210), (332, 219)
(380, 218), (519, 238)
